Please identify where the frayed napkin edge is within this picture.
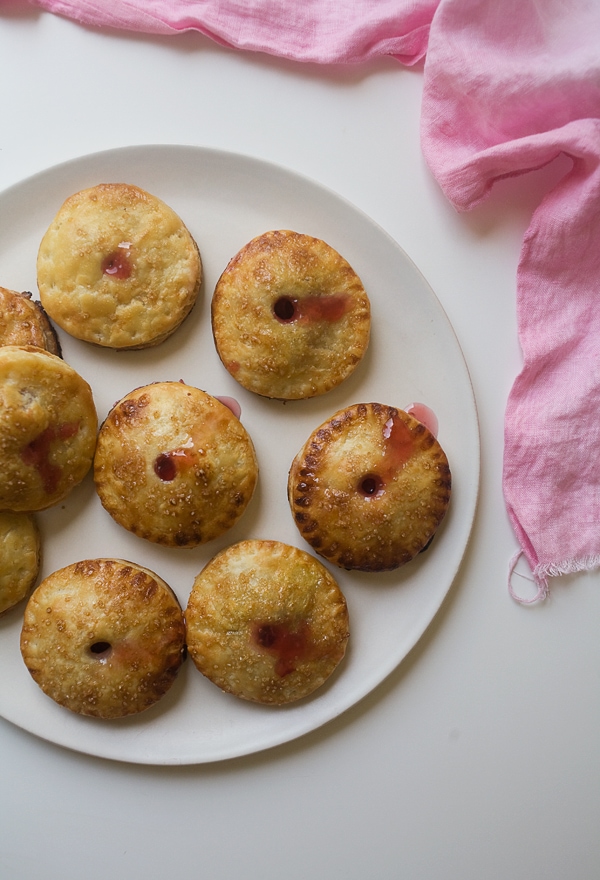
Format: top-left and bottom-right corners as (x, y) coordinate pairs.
(509, 550), (600, 605)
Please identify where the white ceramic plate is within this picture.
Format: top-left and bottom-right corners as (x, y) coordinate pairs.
(0, 145), (479, 764)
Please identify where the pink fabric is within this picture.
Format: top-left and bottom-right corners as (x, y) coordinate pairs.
(27, 0), (600, 602)
(29, 0), (437, 64)
(421, 0), (600, 602)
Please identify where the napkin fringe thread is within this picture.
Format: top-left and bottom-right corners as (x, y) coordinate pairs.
(535, 555), (600, 581)
(509, 551), (600, 605)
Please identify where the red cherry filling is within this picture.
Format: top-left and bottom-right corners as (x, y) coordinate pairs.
(101, 249), (132, 279)
(301, 292), (351, 322)
(252, 620), (312, 677)
(355, 414), (416, 498)
(215, 396), (242, 419)
(21, 422), (81, 495)
(154, 453), (177, 481)
(382, 415), (414, 470)
(154, 447), (195, 481)
(272, 292), (352, 324)
(405, 402), (439, 437)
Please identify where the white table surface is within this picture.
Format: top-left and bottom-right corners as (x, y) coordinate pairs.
(1, 7), (599, 880)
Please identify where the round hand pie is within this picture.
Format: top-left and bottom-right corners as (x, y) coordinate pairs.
(211, 229), (370, 399)
(0, 286), (61, 355)
(288, 403), (452, 571)
(0, 511), (40, 615)
(93, 382), (258, 548)
(20, 558), (186, 718)
(185, 539), (350, 705)
(0, 345), (97, 512)
(37, 183), (201, 349)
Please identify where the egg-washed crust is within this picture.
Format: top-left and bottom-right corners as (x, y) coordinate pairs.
(0, 287), (61, 356)
(211, 229), (370, 400)
(0, 511), (40, 615)
(288, 403), (451, 572)
(93, 382), (258, 548)
(37, 183), (201, 350)
(185, 539), (350, 705)
(0, 345), (98, 512)
(20, 558), (186, 719)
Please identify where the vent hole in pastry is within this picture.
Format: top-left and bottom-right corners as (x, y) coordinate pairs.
(273, 296), (296, 322)
(89, 641), (112, 659)
(255, 624), (277, 648)
(101, 250), (131, 280)
(358, 474), (384, 497)
(154, 452), (177, 481)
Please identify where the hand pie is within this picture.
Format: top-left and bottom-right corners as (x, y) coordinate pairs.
(0, 286), (61, 355)
(185, 539), (349, 704)
(20, 558), (186, 718)
(0, 345), (97, 512)
(212, 229), (370, 399)
(93, 382), (258, 548)
(0, 511), (40, 615)
(37, 183), (201, 349)
(288, 403), (451, 571)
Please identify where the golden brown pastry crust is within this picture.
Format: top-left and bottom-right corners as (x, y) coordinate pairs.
(37, 183), (201, 350)
(288, 403), (451, 572)
(0, 511), (40, 615)
(0, 287), (61, 356)
(211, 229), (370, 399)
(93, 382), (258, 548)
(185, 540), (349, 704)
(20, 558), (186, 718)
(0, 345), (98, 512)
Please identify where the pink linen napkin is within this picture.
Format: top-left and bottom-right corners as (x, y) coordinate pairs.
(422, 0), (600, 602)
(28, 0), (600, 602)
(29, 0), (437, 64)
